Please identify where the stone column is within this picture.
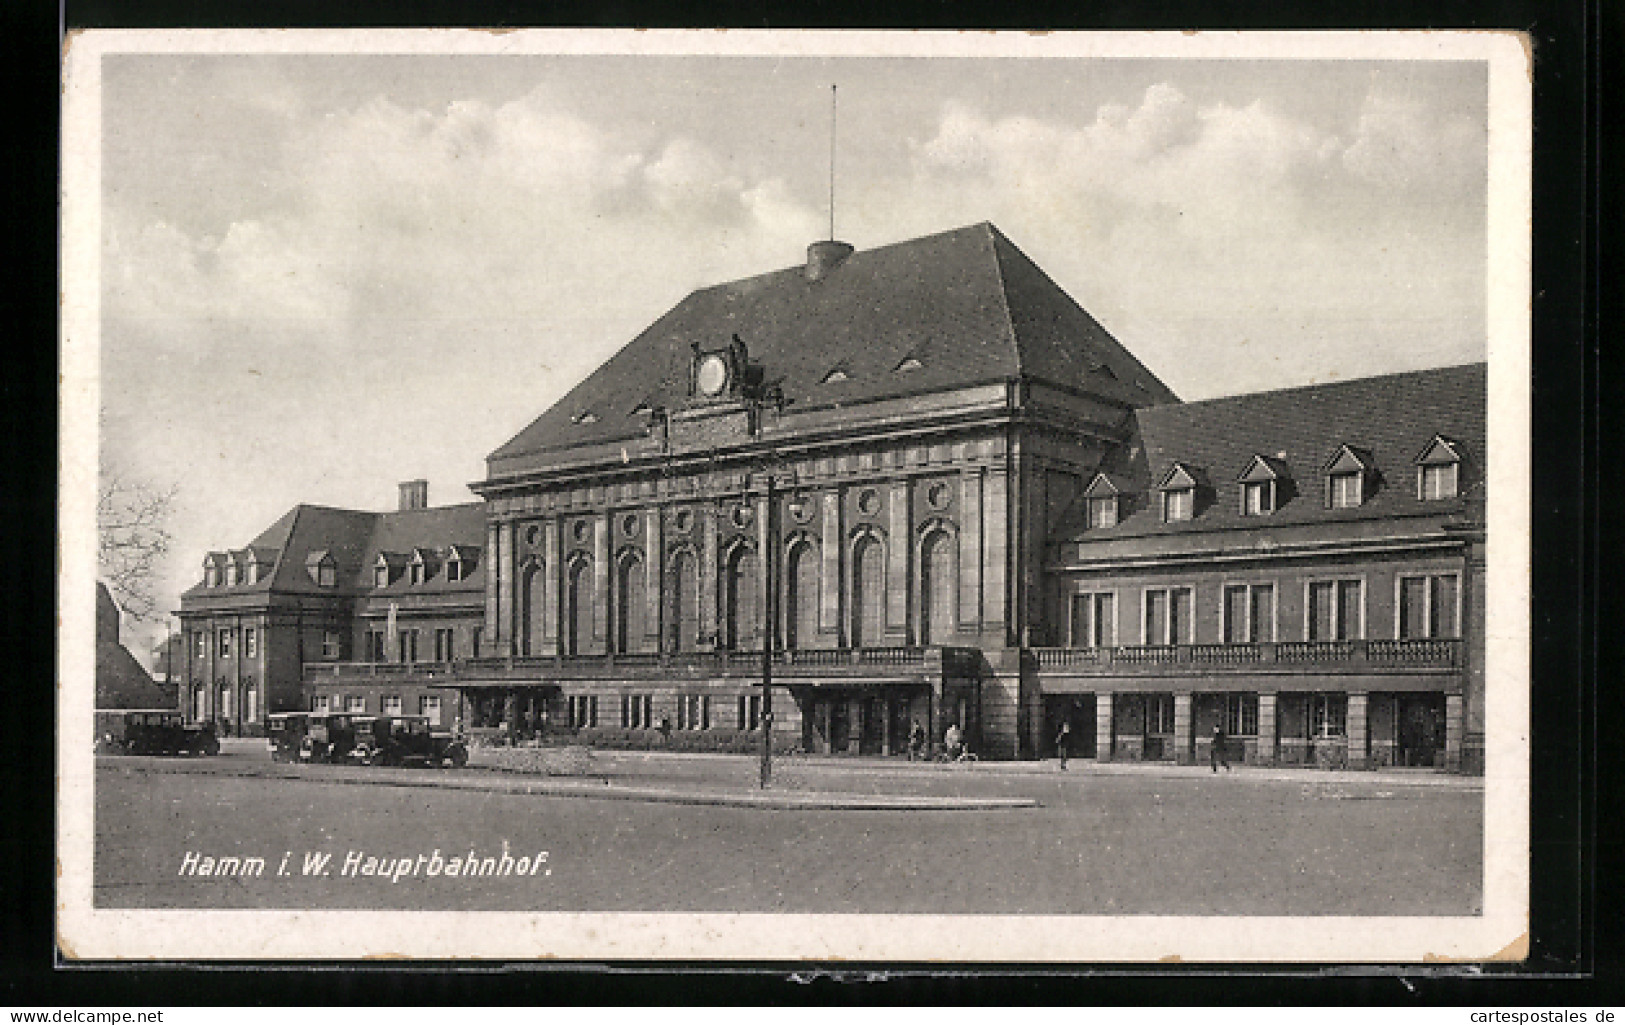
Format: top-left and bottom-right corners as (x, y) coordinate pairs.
(500, 521), (518, 656)
(1346, 692), (1369, 769)
(592, 511), (611, 653)
(644, 507), (663, 652)
(983, 470), (1009, 642)
(700, 501), (719, 647)
(1173, 692), (1193, 765)
(542, 517), (560, 653)
(483, 519), (500, 654)
(820, 489), (842, 643)
(756, 491), (772, 648)
(847, 695), (863, 753)
(1445, 693), (1464, 771)
(887, 478), (912, 641)
(1256, 692), (1278, 766)
(1096, 692), (1114, 762)
(959, 469), (983, 633)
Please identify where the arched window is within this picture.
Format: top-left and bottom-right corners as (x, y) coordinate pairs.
(725, 545), (760, 650)
(919, 528), (957, 646)
(668, 550), (700, 652)
(616, 553), (646, 654)
(851, 533), (884, 648)
(565, 558), (592, 656)
(520, 558), (545, 657)
(784, 539), (819, 649)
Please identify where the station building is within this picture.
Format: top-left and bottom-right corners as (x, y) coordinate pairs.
(176, 223), (1485, 771)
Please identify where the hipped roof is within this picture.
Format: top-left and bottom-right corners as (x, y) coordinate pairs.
(489, 222), (1177, 470)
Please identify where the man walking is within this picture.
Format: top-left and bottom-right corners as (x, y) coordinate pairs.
(1055, 720), (1071, 771)
(1210, 723), (1231, 772)
(907, 719), (925, 761)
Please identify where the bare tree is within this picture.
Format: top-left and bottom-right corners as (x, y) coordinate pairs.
(98, 464), (176, 624)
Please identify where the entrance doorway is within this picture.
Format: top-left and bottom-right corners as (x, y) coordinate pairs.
(1397, 693), (1447, 766)
(1045, 694), (1098, 759)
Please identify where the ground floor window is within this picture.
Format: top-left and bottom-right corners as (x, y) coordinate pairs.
(382, 695), (403, 717)
(1224, 693), (1259, 736)
(569, 695), (598, 729)
(620, 694), (653, 729)
(676, 694), (710, 730)
(738, 693), (763, 730)
(1309, 693), (1347, 738)
(346, 694), (366, 713)
(418, 695), (442, 725)
(312, 694), (330, 714)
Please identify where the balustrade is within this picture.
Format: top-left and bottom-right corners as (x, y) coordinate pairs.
(1029, 637), (1460, 672)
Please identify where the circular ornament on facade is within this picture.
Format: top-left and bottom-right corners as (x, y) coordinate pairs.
(674, 509), (694, 533)
(524, 524), (542, 547)
(730, 505), (753, 529)
(856, 488), (881, 516)
(696, 354), (729, 397)
(788, 496), (813, 524)
(621, 513), (638, 538)
(572, 520), (591, 544)
(926, 481), (952, 510)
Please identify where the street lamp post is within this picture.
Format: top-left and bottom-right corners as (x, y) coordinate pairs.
(759, 473), (777, 790)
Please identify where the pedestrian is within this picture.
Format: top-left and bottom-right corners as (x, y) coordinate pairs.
(908, 719), (925, 761)
(1210, 723), (1231, 772)
(1056, 721), (1071, 770)
(944, 722), (963, 761)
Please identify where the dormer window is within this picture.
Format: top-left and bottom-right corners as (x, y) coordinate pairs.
(225, 559), (241, 586)
(375, 564), (390, 588)
(1157, 463), (1200, 523)
(1163, 488), (1193, 522)
(821, 367), (849, 384)
(1237, 455), (1290, 517)
(446, 558), (463, 582)
(408, 549), (431, 585)
(894, 356), (923, 372)
(1415, 436), (1463, 500)
(571, 410), (599, 425)
(244, 553), (262, 584)
(1082, 473), (1121, 529)
(305, 551), (337, 588)
(202, 557), (220, 588)
(1323, 445), (1372, 509)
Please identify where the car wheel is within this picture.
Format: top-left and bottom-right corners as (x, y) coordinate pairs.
(449, 747), (468, 769)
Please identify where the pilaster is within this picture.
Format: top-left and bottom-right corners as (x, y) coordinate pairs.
(983, 469), (1008, 640)
(542, 517), (560, 651)
(700, 501), (719, 647)
(1444, 693), (1464, 771)
(592, 511), (611, 651)
(886, 478), (911, 640)
(1256, 692), (1278, 765)
(1346, 692), (1369, 769)
(1096, 692), (1114, 762)
(820, 489), (842, 642)
(644, 507), (663, 650)
(1173, 692), (1193, 764)
(959, 469), (983, 630)
(483, 519), (500, 653)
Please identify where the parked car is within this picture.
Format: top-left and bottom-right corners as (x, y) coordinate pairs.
(302, 713), (366, 764)
(265, 712), (313, 762)
(353, 715), (469, 768)
(117, 711), (220, 757)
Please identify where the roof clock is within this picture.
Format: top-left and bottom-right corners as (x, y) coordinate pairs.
(690, 334), (761, 403)
(696, 353), (730, 397)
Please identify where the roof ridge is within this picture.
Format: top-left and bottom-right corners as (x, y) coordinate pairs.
(1147, 361), (1487, 415)
(978, 223), (1024, 376)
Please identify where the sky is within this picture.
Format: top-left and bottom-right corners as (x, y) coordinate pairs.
(92, 43), (1490, 657)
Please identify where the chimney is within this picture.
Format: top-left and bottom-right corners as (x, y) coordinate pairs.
(805, 240), (854, 282)
(398, 479), (428, 511)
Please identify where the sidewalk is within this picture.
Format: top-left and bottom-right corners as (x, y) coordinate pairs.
(587, 746), (1485, 789)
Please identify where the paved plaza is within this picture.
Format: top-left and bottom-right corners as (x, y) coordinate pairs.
(94, 740), (1482, 915)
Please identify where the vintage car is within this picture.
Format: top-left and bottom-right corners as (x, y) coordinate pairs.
(352, 715), (468, 768)
(301, 713), (366, 764)
(265, 712), (314, 762)
(117, 711), (220, 756)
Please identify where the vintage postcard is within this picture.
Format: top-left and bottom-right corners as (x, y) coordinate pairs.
(59, 29), (1531, 961)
